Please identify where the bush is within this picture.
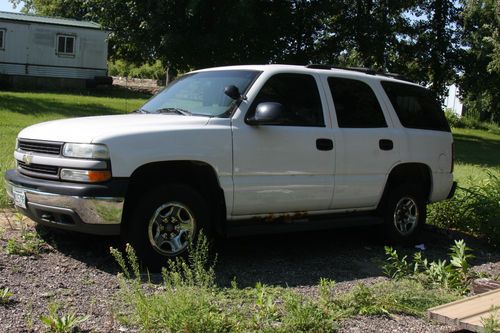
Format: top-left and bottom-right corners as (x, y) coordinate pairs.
(445, 109), (500, 133)
(109, 60), (165, 80)
(428, 172), (500, 245)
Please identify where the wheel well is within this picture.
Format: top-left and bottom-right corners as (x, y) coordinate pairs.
(379, 163), (432, 208)
(122, 161), (226, 236)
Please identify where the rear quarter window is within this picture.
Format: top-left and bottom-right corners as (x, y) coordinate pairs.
(381, 81), (450, 132)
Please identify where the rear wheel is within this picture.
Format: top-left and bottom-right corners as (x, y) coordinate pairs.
(124, 183), (210, 270)
(382, 183), (426, 244)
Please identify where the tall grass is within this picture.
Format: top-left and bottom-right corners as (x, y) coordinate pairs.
(428, 172), (500, 245)
(111, 235), (460, 332)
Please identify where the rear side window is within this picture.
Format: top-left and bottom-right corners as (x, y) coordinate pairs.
(381, 81), (450, 132)
(250, 73), (324, 127)
(328, 77), (387, 128)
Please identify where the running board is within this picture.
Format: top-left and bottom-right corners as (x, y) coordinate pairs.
(225, 214), (383, 237)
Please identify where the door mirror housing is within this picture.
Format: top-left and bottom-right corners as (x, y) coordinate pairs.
(246, 102), (286, 125)
(224, 85), (242, 100)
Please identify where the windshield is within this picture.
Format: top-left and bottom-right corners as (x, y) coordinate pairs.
(139, 70), (260, 117)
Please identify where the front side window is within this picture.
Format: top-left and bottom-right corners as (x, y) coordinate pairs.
(381, 81), (450, 132)
(57, 35), (75, 55)
(0, 29), (5, 50)
(249, 73), (324, 127)
(328, 77), (387, 128)
(140, 70), (260, 117)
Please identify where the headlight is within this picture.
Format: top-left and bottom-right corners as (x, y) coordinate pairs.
(60, 169), (111, 183)
(62, 143), (109, 159)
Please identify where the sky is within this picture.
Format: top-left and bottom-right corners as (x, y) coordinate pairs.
(0, 0), (20, 13)
(0, 0), (462, 114)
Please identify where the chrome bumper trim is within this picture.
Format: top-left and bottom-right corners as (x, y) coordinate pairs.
(5, 180), (123, 225)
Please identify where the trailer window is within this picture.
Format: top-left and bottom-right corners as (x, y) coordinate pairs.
(57, 35), (75, 55)
(0, 29), (5, 50)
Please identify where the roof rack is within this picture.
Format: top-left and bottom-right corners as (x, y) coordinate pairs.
(305, 64), (411, 82)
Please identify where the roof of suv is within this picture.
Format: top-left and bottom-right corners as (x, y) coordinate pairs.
(195, 64), (420, 87)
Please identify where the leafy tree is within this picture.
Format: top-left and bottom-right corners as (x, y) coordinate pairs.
(10, 0), (91, 20)
(458, 0), (499, 122)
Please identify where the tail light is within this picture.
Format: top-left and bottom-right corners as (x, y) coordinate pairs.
(451, 142), (455, 173)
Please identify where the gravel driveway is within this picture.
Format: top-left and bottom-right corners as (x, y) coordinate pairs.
(1, 209), (498, 332)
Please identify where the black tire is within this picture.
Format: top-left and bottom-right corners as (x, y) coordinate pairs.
(381, 183), (426, 244)
(123, 183), (210, 271)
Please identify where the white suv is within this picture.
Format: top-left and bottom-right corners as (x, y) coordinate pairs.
(4, 64), (456, 265)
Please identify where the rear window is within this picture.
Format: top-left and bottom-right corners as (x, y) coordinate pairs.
(381, 81), (450, 132)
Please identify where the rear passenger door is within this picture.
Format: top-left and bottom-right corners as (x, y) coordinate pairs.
(325, 77), (400, 209)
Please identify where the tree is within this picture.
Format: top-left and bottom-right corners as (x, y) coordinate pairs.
(10, 0), (91, 20)
(458, 0), (499, 122)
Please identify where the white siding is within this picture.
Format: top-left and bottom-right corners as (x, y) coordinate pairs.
(0, 20), (108, 79)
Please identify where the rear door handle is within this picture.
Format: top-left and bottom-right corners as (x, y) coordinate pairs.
(379, 139), (393, 151)
(316, 138), (333, 151)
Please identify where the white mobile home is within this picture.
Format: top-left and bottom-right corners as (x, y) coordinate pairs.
(0, 11), (109, 89)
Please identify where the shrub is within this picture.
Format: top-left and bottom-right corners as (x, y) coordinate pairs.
(428, 172), (500, 245)
(445, 108), (500, 133)
(109, 60), (165, 80)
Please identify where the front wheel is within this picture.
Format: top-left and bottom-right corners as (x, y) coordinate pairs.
(382, 184), (426, 244)
(124, 184), (210, 270)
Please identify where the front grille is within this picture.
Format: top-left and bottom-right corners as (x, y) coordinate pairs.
(18, 161), (59, 176)
(18, 139), (63, 155)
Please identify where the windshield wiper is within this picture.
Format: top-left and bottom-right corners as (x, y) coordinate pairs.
(154, 107), (192, 116)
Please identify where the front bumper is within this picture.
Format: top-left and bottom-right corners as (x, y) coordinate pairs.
(4, 169), (128, 235)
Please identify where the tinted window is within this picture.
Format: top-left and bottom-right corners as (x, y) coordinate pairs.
(250, 73), (324, 127)
(381, 81), (450, 132)
(328, 77), (387, 128)
(0, 30), (4, 49)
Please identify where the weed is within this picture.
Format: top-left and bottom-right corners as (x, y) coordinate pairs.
(5, 230), (44, 256)
(482, 306), (500, 333)
(383, 240), (475, 294)
(111, 236), (460, 332)
(334, 280), (459, 318)
(40, 303), (89, 333)
(281, 291), (337, 333)
(24, 300), (34, 331)
(111, 235), (232, 333)
(253, 282), (279, 325)
(0, 287), (13, 304)
(318, 277), (336, 304)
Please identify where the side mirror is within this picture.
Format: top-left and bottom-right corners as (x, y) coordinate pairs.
(224, 85), (242, 100)
(246, 102), (285, 125)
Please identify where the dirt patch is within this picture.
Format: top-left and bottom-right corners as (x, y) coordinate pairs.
(1, 208), (499, 332)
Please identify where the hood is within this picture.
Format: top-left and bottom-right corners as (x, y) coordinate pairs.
(18, 114), (211, 143)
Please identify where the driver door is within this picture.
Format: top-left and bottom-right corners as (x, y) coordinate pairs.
(231, 72), (335, 216)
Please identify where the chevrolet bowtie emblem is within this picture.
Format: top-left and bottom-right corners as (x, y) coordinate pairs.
(22, 152), (33, 165)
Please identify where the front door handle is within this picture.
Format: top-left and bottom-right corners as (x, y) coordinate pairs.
(316, 138), (333, 151)
(379, 139), (393, 151)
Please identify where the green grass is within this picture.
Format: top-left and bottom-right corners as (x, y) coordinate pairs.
(453, 128), (500, 183)
(0, 89), (148, 207)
